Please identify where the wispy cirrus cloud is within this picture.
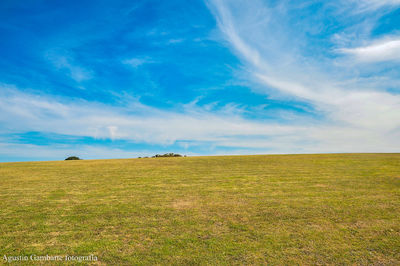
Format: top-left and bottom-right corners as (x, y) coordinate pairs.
(206, 0), (400, 150)
(354, 0), (400, 11)
(122, 57), (155, 68)
(338, 38), (400, 63)
(45, 50), (93, 82)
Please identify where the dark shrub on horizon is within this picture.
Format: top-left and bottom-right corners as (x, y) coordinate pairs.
(65, 156), (81, 160)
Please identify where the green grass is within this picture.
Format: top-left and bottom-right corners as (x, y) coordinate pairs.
(0, 154), (399, 265)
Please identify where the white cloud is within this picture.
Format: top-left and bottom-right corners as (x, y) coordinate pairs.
(45, 51), (93, 82)
(122, 57), (155, 68)
(167, 39), (184, 44)
(339, 39), (400, 63)
(107, 126), (118, 140)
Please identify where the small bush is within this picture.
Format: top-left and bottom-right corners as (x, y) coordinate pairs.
(65, 156), (81, 160)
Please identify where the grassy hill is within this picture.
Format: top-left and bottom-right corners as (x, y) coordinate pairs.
(0, 154), (399, 264)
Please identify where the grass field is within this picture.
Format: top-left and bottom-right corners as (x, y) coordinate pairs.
(0, 154), (399, 265)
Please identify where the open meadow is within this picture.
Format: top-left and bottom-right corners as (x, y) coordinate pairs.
(0, 154), (399, 264)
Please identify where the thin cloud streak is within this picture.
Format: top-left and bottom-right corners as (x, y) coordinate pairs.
(355, 0), (400, 11)
(339, 38), (400, 63)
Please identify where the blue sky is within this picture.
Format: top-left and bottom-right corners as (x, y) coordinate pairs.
(1, 0), (399, 162)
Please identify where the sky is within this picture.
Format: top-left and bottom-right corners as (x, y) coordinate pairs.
(0, 0), (399, 162)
